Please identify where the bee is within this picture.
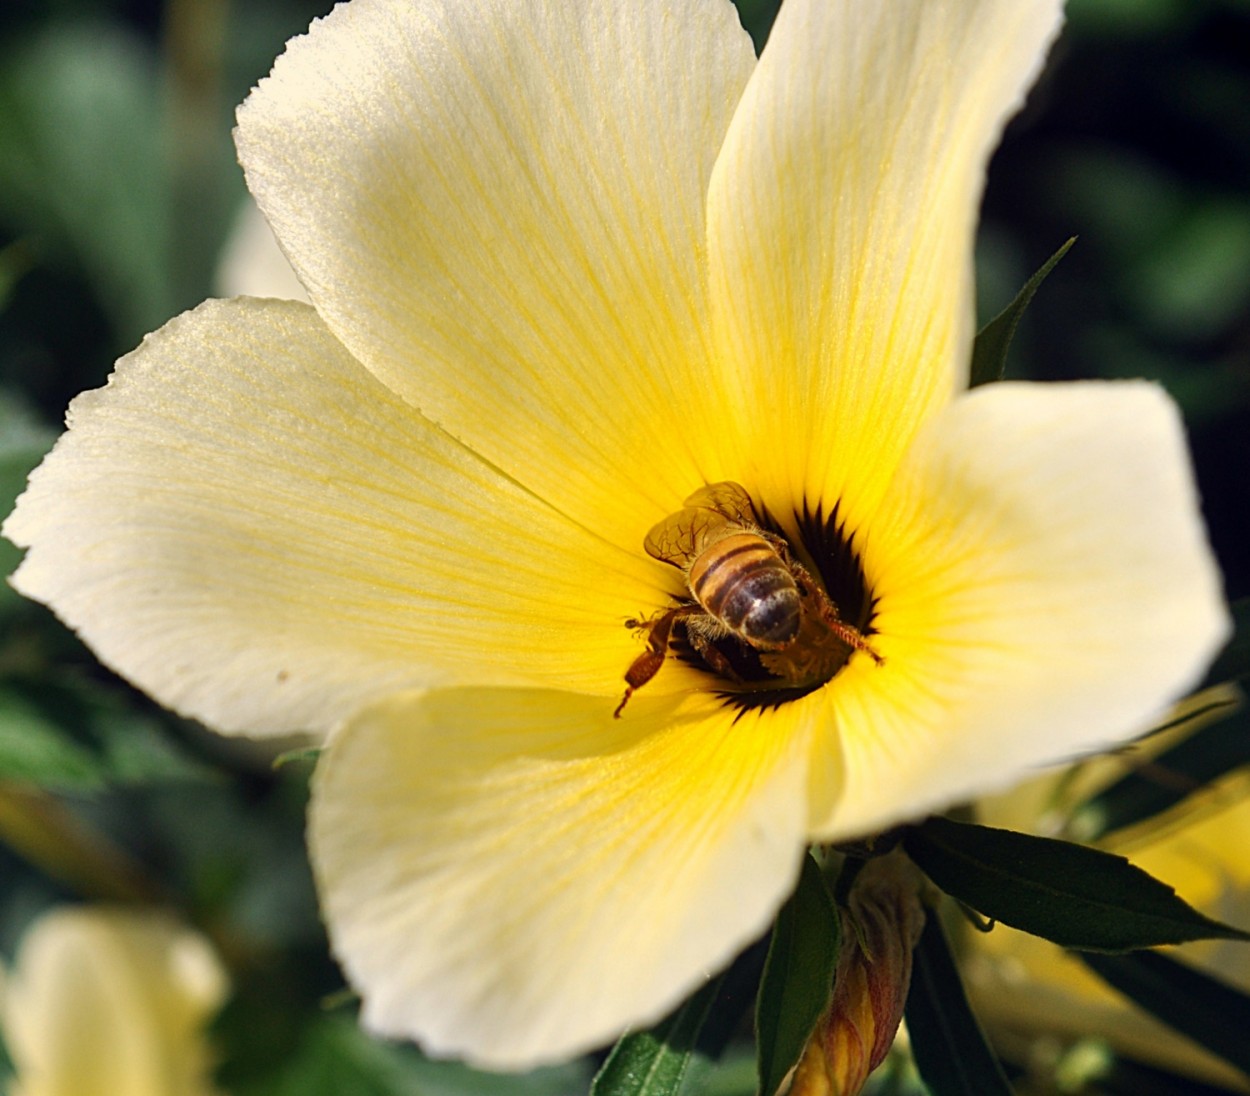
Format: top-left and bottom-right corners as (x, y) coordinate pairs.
(616, 481), (881, 716)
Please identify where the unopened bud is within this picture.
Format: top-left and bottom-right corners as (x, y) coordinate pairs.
(789, 851), (926, 1096)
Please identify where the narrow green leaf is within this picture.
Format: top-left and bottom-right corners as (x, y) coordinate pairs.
(588, 983), (720, 1096)
(592, 941), (765, 1096)
(970, 237), (1075, 387)
(0, 25), (180, 341)
(1074, 698), (1248, 839)
(755, 853), (840, 1096)
(904, 816), (1250, 951)
(273, 746), (322, 770)
(1081, 950), (1250, 1078)
(0, 390), (56, 617)
(904, 913), (1015, 1096)
(0, 689), (104, 789)
(1095, 1056), (1246, 1096)
(1199, 597), (1250, 689)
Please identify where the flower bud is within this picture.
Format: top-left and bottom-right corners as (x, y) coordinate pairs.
(790, 852), (926, 1096)
(1, 907), (228, 1096)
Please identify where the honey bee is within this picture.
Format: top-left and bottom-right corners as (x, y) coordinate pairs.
(616, 481), (881, 716)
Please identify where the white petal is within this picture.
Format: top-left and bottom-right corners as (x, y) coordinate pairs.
(814, 381), (1230, 839)
(4, 299), (659, 737)
(236, 0), (756, 549)
(706, 0), (1064, 529)
(310, 687), (814, 1068)
(215, 198), (308, 302)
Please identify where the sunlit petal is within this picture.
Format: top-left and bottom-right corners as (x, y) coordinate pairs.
(310, 686), (816, 1068)
(236, 0), (756, 548)
(4, 299), (658, 737)
(707, 0), (1063, 530)
(808, 381), (1229, 838)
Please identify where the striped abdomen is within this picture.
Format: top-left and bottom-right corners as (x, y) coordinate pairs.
(687, 532), (800, 650)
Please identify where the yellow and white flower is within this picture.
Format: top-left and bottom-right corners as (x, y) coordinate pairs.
(969, 688), (1250, 1090)
(3, 0), (1228, 1070)
(0, 907), (227, 1096)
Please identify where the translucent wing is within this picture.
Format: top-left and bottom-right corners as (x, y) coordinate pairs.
(643, 482), (758, 567)
(682, 481), (759, 525)
(644, 508), (726, 566)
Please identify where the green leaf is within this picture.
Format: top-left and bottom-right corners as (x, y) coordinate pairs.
(0, 25), (180, 342)
(1072, 697), (1248, 839)
(592, 942), (765, 1096)
(1200, 597), (1250, 689)
(0, 688), (105, 789)
(904, 816), (1250, 951)
(273, 746), (323, 770)
(591, 987), (718, 1096)
(0, 676), (216, 791)
(755, 853), (840, 1096)
(226, 1013), (587, 1096)
(1080, 950), (1250, 1078)
(904, 912), (1015, 1096)
(970, 237), (1075, 387)
(0, 391), (55, 616)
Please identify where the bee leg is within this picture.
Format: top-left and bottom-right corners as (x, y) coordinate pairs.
(811, 590), (884, 665)
(767, 536), (885, 666)
(762, 532), (836, 608)
(616, 606), (696, 718)
(685, 629), (740, 679)
(685, 622), (743, 682)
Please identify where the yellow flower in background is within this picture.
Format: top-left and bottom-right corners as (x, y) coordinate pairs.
(969, 688), (1250, 1091)
(1, 907), (227, 1096)
(1, 0), (1229, 1070)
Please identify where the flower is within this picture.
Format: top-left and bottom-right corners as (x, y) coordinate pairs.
(967, 688), (1250, 1090)
(790, 853), (927, 1096)
(2, 0), (1228, 1070)
(0, 907), (227, 1096)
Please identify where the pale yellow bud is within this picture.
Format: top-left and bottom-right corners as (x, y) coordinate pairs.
(1, 907), (228, 1096)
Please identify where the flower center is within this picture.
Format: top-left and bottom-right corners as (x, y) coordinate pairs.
(616, 482), (879, 718)
(692, 497), (879, 710)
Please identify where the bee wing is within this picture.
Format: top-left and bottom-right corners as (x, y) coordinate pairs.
(644, 507), (730, 567)
(682, 481), (759, 525)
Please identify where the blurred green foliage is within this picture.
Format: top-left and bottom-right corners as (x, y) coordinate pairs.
(0, 0), (1246, 1093)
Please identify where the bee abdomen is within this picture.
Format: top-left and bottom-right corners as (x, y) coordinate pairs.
(688, 533), (800, 650)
